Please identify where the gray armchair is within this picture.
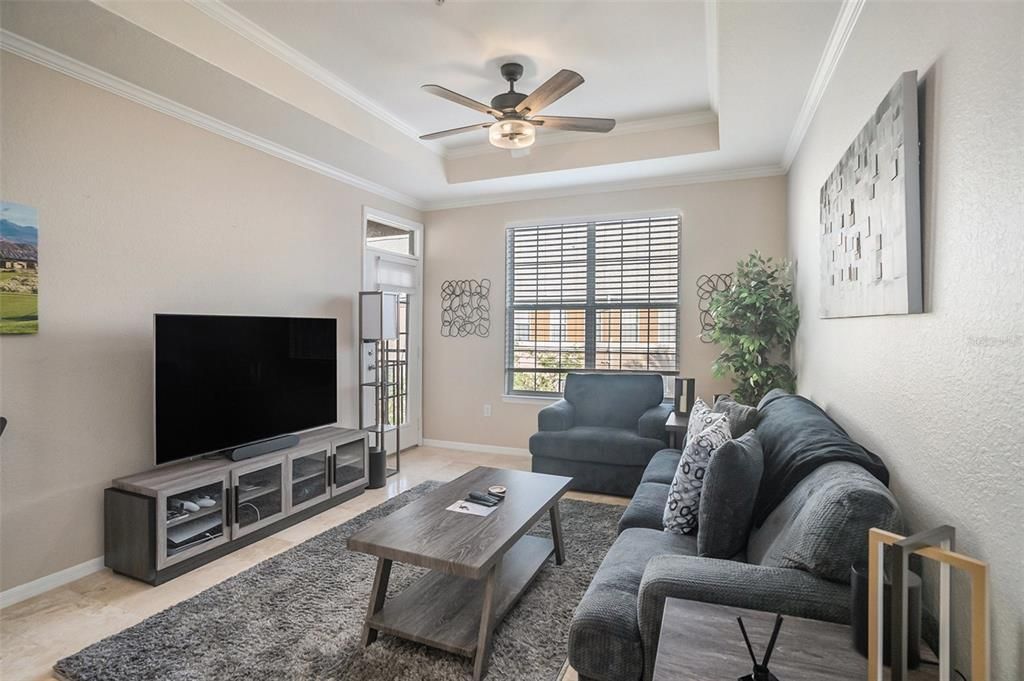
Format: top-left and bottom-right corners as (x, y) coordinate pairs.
(529, 373), (671, 496)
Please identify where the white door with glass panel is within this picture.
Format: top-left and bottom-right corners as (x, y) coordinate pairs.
(362, 210), (422, 452)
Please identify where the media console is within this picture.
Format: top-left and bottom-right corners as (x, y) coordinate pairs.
(104, 426), (368, 585)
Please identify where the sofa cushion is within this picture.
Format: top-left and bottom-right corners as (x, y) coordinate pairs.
(529, 427), (667, 467)
(712, 394), (760, 436)
(747, 461), (903, 583)
(564, 372), (665, 429)
(663, 416), (732, 534)
(618, 482), (670, 533)
(752, 389), (890, 527)
(697, 431), (765, 558)
(569, 528), (697, 681)
(684, 397), (723, 446)
(641, 449), (681, 484)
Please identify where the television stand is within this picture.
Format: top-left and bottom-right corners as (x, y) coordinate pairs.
(104, 426), (368, 585)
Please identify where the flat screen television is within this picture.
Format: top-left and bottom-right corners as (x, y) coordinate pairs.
(154, 314), (337, 465)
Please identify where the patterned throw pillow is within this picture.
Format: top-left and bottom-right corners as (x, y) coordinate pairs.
(684, 397), (720, 446)
(664, 415), (732, 534)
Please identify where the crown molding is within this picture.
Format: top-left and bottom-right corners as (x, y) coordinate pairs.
(0, 30), (423, 209)
(183, 0), (442, 157)
(705, 0), (719, 113)
(781, 0), (865, 169)
(442, 110), (719, 161)
(422, 164), (785, 211)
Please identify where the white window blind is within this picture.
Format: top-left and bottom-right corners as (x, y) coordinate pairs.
(505, 215), (680, 396)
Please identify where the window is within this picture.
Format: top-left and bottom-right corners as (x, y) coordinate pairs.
(505, 215), (680, 396)
(366, 220), (415, 256)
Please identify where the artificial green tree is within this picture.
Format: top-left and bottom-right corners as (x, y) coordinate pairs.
(706, 251), (799, 405)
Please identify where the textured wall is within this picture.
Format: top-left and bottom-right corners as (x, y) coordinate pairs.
(423, 176), (788, 449)
(0, 55), (421, 590)
(787, 3), (1023, 677)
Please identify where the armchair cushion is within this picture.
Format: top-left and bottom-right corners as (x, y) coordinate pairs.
(637, 555), (851, 681)
(637, 403), (672, 441)
(538, 398), (575, 431)
(564, 373), (665, 429)
(530, 426), (667, 467)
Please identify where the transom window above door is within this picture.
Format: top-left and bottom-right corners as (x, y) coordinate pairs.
(505, 214), (681, 396)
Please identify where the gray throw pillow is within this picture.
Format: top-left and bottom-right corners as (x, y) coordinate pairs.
(713, 394), (760, 437)
(697, 431), (765, 558)
(664, 416), (731, 534)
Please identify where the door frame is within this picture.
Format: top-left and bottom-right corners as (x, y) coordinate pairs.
(360, 206), (424, 450)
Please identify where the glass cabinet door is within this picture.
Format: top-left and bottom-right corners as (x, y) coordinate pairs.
(159, 476), (229, 570)
(232, 456), (286, 537)
(290, 447), (330, 511)
(333, 438), (368, 494)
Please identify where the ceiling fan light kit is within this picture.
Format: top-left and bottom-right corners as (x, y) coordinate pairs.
(489, 119), (536, 150)
(420, 62), (616, 151)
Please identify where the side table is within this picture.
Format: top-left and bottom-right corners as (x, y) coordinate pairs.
(664, 411), (688, 448)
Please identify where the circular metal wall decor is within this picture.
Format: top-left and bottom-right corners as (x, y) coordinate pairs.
(441, 278), (491, 338)
(696, 273), (733, 343)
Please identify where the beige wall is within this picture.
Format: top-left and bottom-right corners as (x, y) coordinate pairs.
(423, 175), (788, 449)
(0, 55), (421, 591)
(786, 3), (1023, 677)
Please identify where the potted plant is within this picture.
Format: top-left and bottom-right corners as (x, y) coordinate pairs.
(706, 252), (799, 405)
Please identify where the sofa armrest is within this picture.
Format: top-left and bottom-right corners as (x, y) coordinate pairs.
(636, 555), (851, 681)
(538, 399), (575, 432)
(637, 403), (672, 442)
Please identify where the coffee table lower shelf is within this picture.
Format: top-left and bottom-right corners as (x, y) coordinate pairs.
(365, 534), (554, 657)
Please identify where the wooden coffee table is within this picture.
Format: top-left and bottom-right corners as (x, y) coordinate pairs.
(347, 466), (572, 680)
(653, 598), (939, 680)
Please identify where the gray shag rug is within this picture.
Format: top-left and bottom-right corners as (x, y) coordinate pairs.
(55, 481), (622, 681)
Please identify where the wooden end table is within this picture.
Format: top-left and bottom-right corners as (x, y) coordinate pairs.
(347, 466), (571, 680)
(652, 598), (939, 680)
(665, 411), (688, 448)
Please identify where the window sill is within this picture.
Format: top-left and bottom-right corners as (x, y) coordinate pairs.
(502, 394), (560, 405)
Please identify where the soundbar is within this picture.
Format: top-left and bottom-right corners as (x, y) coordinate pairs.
(225, 434), (300, 462)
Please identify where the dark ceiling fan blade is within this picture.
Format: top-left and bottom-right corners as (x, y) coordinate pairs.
(421, 84), (501, 117)
(530, 116), (616, 133)
(419, 122), (493, 140)
(515, 69), (584, 114)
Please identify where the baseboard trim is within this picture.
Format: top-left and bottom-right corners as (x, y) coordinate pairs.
(0, 556), (105, 610)
(422, 438), (530, 457)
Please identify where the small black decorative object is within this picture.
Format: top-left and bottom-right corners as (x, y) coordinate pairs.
(674, 377), (695, 415)
(441, 278), (491, 337)
(696, 272), (733, 343)
(736, 614), (783, 681)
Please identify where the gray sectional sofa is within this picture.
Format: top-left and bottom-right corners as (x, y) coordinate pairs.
(530, 373), (672, 497)
(568, 390), (902, 681)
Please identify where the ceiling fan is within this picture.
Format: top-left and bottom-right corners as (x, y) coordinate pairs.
(419, 62), (616, 150)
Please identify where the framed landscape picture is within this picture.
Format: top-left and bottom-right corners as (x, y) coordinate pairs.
(0, 201), (39, 334)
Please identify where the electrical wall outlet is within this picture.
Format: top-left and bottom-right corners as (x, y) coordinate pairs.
(483, 404), (492, 417)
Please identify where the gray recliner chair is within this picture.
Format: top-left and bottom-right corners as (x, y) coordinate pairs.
(529, 373), (671, 497)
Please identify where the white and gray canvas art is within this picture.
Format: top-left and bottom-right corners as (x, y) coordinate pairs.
(819, 70), (922, 318)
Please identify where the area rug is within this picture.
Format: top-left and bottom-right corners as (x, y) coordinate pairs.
(55, 481), (622, 681)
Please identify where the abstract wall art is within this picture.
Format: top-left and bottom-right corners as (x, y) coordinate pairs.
(819, 70), (922, 318)
(441, 278), (491, 337)
(696, 273), (733, 343)
(0, 201), (39, 334)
